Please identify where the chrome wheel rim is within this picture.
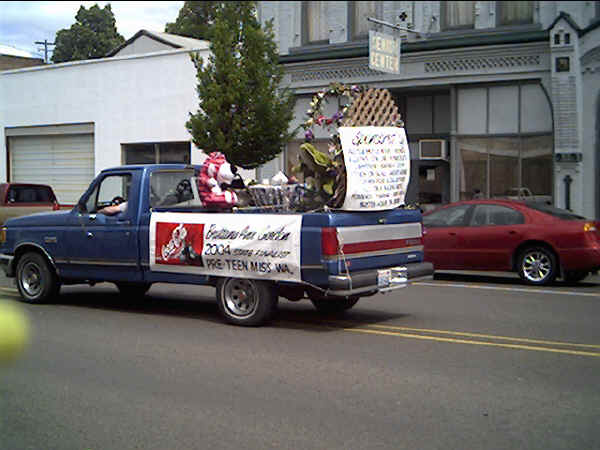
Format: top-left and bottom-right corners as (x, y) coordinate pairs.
(223, 279), (258, 318)
(522, 251), (552, 282)
(21, 262), (42, 297)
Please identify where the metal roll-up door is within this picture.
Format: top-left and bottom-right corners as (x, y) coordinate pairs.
(9, 134), (95, 205)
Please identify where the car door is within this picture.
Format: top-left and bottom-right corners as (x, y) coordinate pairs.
(65, 171), (142, 282)
(460, 204), (525, 270)
(422, 204), (473, 269)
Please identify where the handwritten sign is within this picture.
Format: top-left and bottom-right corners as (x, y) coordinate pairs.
(369, 30), (401, 75)
(149, 213), (302, 281)
(340, 126), (410, 211)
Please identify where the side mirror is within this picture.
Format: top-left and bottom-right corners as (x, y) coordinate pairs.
(77, 202), (87, 213)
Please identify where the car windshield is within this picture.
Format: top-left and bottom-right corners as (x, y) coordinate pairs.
(525, 202), (586, 220)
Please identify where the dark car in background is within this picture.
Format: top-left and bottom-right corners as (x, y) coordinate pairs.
(422, 200), (600, 285)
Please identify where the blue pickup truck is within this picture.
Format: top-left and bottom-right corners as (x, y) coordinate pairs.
(0, 164), (432, 326)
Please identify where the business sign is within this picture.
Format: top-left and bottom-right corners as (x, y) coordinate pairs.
(340, 126), (410, 211)
(369, 30), (401, 75)
(149, 212), (302, 282)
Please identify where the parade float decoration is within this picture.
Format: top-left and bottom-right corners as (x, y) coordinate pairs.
(234, 82), (410, 213)
(197, 152), (239, 209)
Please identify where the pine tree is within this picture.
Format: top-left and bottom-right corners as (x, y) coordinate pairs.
(186, 2), (297, 169)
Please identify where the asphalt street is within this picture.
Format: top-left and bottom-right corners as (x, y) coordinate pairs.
(1, 272), (599, 450)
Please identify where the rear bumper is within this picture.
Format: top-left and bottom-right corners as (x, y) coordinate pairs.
(324, 261), (434, 296)
(0, 253), (14, 277)
(559, 248), (600, 272)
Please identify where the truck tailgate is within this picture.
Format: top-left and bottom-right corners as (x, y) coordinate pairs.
(301, 208), (424, 277)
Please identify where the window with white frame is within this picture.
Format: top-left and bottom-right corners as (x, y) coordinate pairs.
(349, 1), (380, 40)
(302, 1), (329, 45)
(497, 1), (534, 26)
(441, 1), (475, 30)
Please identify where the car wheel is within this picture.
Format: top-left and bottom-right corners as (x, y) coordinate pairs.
(16, 252), (60, 303)
(115, 282), (152, 297)
(216, 278), (277, 326)
(310, 296), (360, 314)
(563, 270), (588, 283)
(517, 246), (557, 285)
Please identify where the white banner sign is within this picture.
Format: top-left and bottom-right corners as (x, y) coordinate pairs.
(340, 126), (411, 211)
(149, 212), (302, 282)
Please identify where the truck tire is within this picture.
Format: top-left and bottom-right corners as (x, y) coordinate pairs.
(216, 278), (277, 326)
(16, 252), (60, 304)
(310, 296), (359, 314)
(115, 282), (152, 297)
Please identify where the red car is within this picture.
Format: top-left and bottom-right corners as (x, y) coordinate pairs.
(422, 200), (600, 285)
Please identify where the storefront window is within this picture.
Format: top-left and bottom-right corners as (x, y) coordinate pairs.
(521, 135), (553, 197)
(459, 138), (488, 200)
(459, 135), (552, 200)
(489, 138), (519, 197)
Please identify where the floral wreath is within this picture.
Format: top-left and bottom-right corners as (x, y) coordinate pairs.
(300, 82), (366, 155)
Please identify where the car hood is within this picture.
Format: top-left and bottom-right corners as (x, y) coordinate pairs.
(4, 209), (73, 227)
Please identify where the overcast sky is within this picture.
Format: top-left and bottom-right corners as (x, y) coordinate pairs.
(0, 1), (184, 60)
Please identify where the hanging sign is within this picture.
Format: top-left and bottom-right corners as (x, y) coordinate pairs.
(369, 30), (401, 74)
(149, 212), (302, 282)
(340, 126), (410, 211)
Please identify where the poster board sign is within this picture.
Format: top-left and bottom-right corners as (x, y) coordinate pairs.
(149, 212), (302, 282)
(340, 126), (410, 211)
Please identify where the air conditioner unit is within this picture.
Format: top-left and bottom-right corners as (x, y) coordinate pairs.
(419, 139), (447, 160)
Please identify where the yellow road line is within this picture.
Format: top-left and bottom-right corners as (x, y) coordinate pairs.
(414, 281), (600, 298)
(363, 323), (600, 349)
(342, 327), (600, 357)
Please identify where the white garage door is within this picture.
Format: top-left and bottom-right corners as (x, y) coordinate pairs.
(9, 134), (95, 205)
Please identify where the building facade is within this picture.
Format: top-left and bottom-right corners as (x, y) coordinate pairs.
(258, 1), (600, 219)
(0, 32), (254, 205)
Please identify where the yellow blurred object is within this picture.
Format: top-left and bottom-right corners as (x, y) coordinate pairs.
(0, 300), (30, 363)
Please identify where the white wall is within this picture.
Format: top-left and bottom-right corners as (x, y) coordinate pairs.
(0, 49), (259, 183)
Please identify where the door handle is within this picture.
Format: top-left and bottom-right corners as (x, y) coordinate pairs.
(449, 232), (457, 236)
(508, 230), (517, 235)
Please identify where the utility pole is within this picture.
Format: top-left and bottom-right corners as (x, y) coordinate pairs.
(35, 39), (55, 64)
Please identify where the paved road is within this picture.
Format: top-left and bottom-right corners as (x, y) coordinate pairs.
(1, 274), (599, 450)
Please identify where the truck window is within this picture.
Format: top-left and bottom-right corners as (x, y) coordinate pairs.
(150, 170), (198, 208)
(85, 174), (132, 213)
(8, 186), (55, 203)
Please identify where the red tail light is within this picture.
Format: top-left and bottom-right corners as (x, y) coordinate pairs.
(321, 227), (339, 256)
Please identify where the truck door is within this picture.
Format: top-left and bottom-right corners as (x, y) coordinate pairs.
(66, 171), (142, 282)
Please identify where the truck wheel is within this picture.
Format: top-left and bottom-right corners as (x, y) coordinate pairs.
(517, 246), (557, 285)
(16, 252), (59, 303)
(216, 278), (277, 326)
(310, 296), (359, 314)
(115, 282), (152, 297)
